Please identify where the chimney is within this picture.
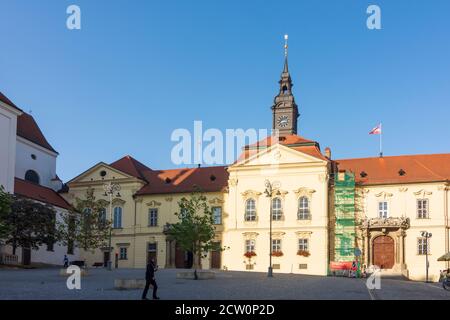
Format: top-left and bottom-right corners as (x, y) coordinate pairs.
(324, 147), (331, 159)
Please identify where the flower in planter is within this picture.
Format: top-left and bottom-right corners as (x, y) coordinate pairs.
(271, 251), (284, 257)
(244, 251), (257, 259)
(297, 250), (310, 257)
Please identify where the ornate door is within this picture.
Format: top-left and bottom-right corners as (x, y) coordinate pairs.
(373, 236), (395, 269)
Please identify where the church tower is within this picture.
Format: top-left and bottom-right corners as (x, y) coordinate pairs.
(271, 35), (299, 136)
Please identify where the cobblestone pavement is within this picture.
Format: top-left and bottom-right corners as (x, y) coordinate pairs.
(0, 268), (449, 300)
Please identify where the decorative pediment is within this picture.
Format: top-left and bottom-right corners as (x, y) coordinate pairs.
(209, 197), (224, 205)
(398, 187), (408, 193)
(295, 231), (313, 238)
(413, 189), (432, 198)
(241, 190), (262, 199)
(360, 217), (410, 230)
(165, 197), (173, 202)
(293, 188), (316, 198)
(271, 232), (286, 239)
(112, 198), (126, 206)
(243, 232), (259, 240)
(97, 199), (110, 207)
(146, 200), (162, 207)
(374, 191), (393, 199)
(229, 179), (238, 187)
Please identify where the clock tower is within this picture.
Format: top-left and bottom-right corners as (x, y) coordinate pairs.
(271, 35), (299, 136)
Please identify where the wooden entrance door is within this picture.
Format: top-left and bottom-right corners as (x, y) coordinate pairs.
(22, 247), (31, 266)
(210, 242), (221, 269)
(373, 236), (395, 269)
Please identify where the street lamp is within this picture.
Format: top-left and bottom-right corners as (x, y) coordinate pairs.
(103, 182), (121, 271)
(264, 180), (281, 278)
(421, 231), (432, 283)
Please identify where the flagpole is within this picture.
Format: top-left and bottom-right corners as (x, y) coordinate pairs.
(379, 123), (383, 158)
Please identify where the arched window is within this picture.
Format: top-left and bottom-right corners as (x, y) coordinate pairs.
(298, 197), (310, 220)
(272, 198), (283, 221)
(245, 199), (256, 221)
(25, 170), (40, 184)
(113, 207), (122, 228)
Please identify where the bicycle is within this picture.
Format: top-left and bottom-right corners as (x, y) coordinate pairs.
(441, 270), (450, 291)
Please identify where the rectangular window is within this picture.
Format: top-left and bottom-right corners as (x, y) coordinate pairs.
(417, 199), (429, 219)
(148, 209), (158, 227)
(298, 238), (309, 252)
(378, 201), (389, 218)
(418, 238), (429, 255)
(299, 264), (308, 270)
(272, 239), (282, 252)
(212, 207), (222, 225)
(272, 198), (283, 221)
(119, 247), (128, 260)
(272, 264), (281, 270)
(245, 239), (255, 252)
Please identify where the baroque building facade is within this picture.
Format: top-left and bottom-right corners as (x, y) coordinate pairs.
(41, 50), (449, 282)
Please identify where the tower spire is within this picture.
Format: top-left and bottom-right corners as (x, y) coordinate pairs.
(283, 34), (289, 73)
(271, 34), (299, 136)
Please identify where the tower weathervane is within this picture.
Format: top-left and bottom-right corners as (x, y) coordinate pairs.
(284, 34), (288, 58)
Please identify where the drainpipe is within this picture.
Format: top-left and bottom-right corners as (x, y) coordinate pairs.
(445, 183), (449, 269)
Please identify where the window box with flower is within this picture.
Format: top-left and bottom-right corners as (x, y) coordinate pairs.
(244, 251), (257, 259)
(271, 251), (284, 257)
(297, 250), (310, 257)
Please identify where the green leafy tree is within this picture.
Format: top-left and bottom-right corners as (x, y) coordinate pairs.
(168, 189), (220, 279)
(0, 185), (12, 239)
(57, 188), (110, 253)
(2, 196), (57, 255)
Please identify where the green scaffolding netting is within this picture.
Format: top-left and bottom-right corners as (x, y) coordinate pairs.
(334, 172), (356, 262)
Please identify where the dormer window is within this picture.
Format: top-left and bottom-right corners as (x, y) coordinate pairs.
(399, 169), (406, 176)
(360, 171), (368, 178)
(25, 170), (40, 185)
(165, 177), (172, 184)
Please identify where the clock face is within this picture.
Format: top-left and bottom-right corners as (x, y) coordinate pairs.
(277, 115), (289, 128)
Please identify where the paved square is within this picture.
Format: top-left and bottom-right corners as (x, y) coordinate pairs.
(0, 268), (449, 300)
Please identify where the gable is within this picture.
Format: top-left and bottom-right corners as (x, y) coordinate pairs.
(68, 162), (136, 185)
(232, 143), (327, 169)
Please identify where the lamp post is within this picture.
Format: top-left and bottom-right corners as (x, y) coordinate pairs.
(103, 182), (121, 271)
(264, 180), (280, 278)
(421, 231), (432, 283)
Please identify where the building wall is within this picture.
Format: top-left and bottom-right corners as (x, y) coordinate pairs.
(0, 103), (19, 193)
(358, 182), (450, 282)
(222, 145), (330, 276)
(15, 137), (58, 190)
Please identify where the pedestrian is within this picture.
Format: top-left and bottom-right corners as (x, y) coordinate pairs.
(142, 258), (160, 300)
(63, 255), (69, 268)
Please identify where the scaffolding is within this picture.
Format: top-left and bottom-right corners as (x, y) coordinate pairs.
(334, 172), (356, 262)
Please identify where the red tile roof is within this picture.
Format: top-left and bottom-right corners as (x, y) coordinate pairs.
(109, 156), (229, 195)
(14, 178), (72, 210)
(336, 153), (450, 185)
(236, 134), (328, 163)
(135, 166), (229, 195)
(17, 112), (58, 154)
(0, 91), (22, 112)
(110, 155), (154, 181)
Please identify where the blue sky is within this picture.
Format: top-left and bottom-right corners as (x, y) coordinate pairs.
(1, 0), (449, 181)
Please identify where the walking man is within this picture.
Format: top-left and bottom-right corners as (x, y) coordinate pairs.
(63, 255), (69, 268)
(142, 258), (160, 300)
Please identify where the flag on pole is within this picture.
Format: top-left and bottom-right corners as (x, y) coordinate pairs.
(369, 124), (382, 135)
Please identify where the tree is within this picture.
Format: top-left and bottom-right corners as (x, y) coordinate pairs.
(2, 196), (57, 255)
(57, 188), (110, 253)
(0, 185), (12, 239)
(167, 189), (220, 279)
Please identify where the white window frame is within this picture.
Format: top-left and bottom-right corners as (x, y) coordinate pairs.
(245, 239), (256, 253)
(378, 201), (389, 219)
(298, 238), (309, 252)
(298, 197), (311, 220)
(113, 207), (123, 229)
(272, 239), (282, 252)
(417, 238), (430, 255)
(148, 208), (158, 227)
(119, 247), (128, 260)
(245, 199), (257, 221)
(212, 207), (222, 225)
(417, 199), (429, 219)
(272, 198), (283, 221)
